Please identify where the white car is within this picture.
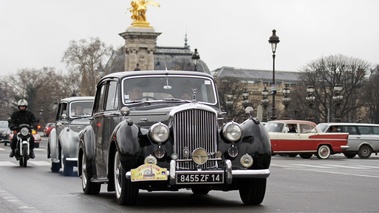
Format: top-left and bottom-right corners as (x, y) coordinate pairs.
(317, 123), (379, 159)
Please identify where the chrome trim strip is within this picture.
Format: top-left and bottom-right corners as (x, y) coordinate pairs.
(232, 169), (270, 178)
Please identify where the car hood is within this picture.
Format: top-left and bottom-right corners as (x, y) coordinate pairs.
(127, 102), (218, 128)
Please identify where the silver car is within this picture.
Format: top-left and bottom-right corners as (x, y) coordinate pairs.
(317, 122), (379, 159)
(48, 96), (94, 175)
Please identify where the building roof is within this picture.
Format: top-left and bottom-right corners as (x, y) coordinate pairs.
(212, 66), (301, 84)
(104, 46), (210, 74)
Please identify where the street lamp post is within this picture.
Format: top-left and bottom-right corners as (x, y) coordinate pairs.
(226, 94), (234, 120)
(191, 48), (200, 71)
(306, 86), (315, 122)
(333, 84), (343, 122)
(281, 84), (291, 120)
(261, 87), (269, 122)
(242, 89), (250, 108)
(268, 29), (280, 120)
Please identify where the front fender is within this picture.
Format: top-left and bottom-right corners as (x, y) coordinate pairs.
(225, 118), (271, 169)
(113, 120), (140, 169)
(80, 125), (96, 160)
(48, 128), (59, 161)
(58, 127), (80, 160)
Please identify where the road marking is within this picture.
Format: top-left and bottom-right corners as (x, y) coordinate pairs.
(0, 190), (41, 212)
(0, 161), (50, 166)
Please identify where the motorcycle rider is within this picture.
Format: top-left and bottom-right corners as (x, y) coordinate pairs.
(9, 99), (37, 159)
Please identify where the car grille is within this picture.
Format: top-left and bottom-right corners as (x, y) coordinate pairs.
(173, 108), (218, 170)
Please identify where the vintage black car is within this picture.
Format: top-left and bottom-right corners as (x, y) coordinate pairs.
(78, 70), (271, 205)
(48, 96), (94, 176)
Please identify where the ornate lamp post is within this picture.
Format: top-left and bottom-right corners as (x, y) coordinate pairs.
(281, 84), (291, 120)
(226, 94), (234, 120)
(261, 87), (269, 122)
(268, 29), (280, 120)
(191, 48), (200, 71)
(333, 84), (343, 122)
(306, 86), (316, 121)
(242, 89), (250, 108)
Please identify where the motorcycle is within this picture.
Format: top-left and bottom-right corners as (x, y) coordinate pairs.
(14, 124), (33, 167)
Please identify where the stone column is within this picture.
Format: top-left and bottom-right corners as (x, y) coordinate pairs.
(119, 27), (161, 71)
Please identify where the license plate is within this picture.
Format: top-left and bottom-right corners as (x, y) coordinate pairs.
(176, 173), (224, 184)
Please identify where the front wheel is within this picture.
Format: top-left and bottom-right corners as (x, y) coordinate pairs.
(191, 187), (210, 195)
(81, 152), (101, 195)
(316, 145), (331, 159)
(239, 178), (267, 205)
(62, 153), (74, 176)
(114, 151), (138, 205)
(21, 146), (28, 167)
(358, 145), (372, 159)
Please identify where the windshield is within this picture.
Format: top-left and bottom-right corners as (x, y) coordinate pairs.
(0, 121), (8, 129)
(122, 75), (217, 104)
(69, 101), (94, 118)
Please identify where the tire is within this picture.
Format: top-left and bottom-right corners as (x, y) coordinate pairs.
(114, 150), (138, 205)
(316, 145), (331, 159)
(62, 153), (73, 176)
(239, 178), (266, 205)
(51, 161), (60, 172)
(358, 145), (372, 159)
(81, 152), (101, 195)
(191, 187), (210, 195)
(343, 152), (356, 158)
(288, 154), (298, 157)
(299, 153), (312, 159)
(22, 146), (28, 167)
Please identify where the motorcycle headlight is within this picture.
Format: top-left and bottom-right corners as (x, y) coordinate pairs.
(20, 127), (29, 136)
(149, 123), (169, 143)
(222, 122), (242, 142)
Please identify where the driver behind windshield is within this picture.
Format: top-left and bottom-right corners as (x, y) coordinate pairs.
(127, 87), (143, 101)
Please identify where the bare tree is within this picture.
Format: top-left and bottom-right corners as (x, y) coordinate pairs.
(299, 54), (371, 122)
(364, 66), (379, 123)
(215, 76), (248, 122)
(62, 37), (112, 96)
(7, 67), (72, 124)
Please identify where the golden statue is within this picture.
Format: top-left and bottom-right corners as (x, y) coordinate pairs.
(128, 0), (160, 27)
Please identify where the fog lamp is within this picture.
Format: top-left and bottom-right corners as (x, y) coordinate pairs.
(240, 154), (253, 168)
(144, 155), (157, 165)
(228, 146), (239, 158)
(171, 153), (178, 160)
(154, 147), (165, 159)
(192, 148), (208, 165)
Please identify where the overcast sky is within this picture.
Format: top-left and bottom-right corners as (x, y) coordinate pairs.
(1, 0), (378, 76)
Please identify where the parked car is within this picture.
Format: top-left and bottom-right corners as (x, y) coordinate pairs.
(265, 120), (349, 159)
(48, 96), (94, 176)
(43, 123), (55, 137)
(0, 120), (11, 145)
(317, 122), (379, 159)
(78, 70), (271, 206)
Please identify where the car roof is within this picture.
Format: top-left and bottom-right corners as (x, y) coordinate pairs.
(101, 70), (214, 80)
(318, 122), (379, 126)
(60, 96), (94, 103)
(266, 120), (317, 125)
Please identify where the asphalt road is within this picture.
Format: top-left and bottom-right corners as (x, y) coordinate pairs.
(1, 138), (379, 212)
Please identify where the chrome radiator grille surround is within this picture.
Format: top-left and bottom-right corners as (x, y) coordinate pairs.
(173, 108), (218, 170)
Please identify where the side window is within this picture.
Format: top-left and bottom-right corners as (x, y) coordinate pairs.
(373, 126), (379, 134)
(58, 103), (67, 120)
(358, 126), (371, 135)
(346, 126), (358, 135)
(299, 124), (312, 133)
(105, 81), (119, 111)
(94, 82), (106, 113)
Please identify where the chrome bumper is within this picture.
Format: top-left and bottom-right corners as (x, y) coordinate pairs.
(340, 145), (349, 150)
(125, 159), (270, 185)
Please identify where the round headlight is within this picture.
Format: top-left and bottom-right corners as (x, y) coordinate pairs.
(223, 122), (242, 142)
(149, 123), (169, 143)
(20, 127), (29, 136)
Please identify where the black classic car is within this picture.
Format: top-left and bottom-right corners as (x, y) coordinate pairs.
(48, 96), (94, 175)
(78, 70), (271, 205)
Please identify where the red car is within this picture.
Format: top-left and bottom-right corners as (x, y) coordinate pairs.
(43, 123), (55, 137)
(265, 120), (349, 159)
